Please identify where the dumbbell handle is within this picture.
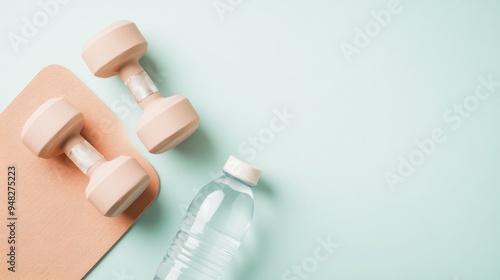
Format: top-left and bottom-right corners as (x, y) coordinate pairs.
(63, 135), (104, 175)
(125, 71), (159, 103)
(115, 61), (159, 103)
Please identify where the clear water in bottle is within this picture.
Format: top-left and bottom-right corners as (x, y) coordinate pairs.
(154, 156), (261, 280)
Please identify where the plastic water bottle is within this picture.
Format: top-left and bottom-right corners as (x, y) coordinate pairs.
(154, 155), (261, 280)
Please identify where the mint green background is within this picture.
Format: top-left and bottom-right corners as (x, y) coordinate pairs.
(1, 0), (500, 279)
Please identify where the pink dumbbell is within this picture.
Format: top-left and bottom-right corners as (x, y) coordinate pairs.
(82, 20), (200, 154)
(22, 97), (150, 217)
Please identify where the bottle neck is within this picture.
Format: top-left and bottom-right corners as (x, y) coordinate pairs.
(223, 171), (255, 188)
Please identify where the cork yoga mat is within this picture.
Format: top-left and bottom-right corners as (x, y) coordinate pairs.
(0, 65), (160, 279)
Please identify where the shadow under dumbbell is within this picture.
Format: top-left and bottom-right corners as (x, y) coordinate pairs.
(171, 125), (215, 161)
(129, 191), (165, 228)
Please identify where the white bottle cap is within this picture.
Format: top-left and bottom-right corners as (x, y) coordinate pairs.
(223, 155), (261, 186)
